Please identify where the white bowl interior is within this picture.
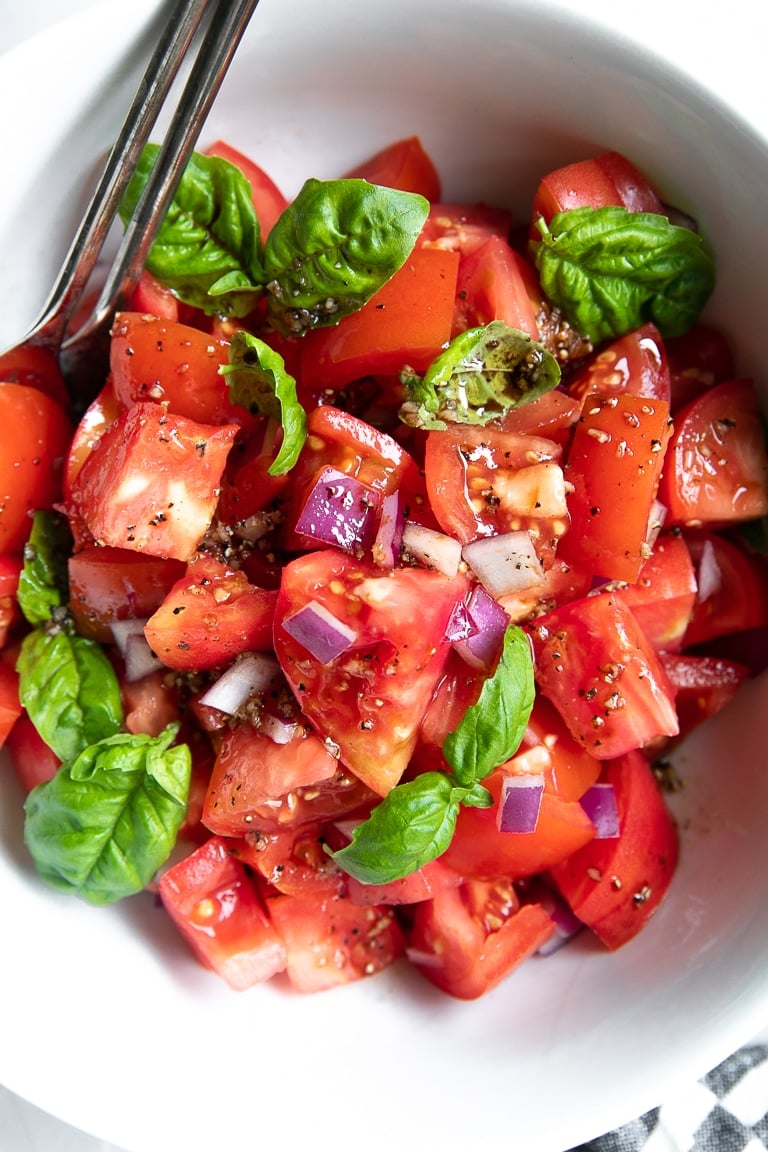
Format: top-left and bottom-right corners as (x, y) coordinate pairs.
(1, 2), (767, 1150)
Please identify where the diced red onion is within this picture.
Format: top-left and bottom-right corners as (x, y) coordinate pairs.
(462, 530), (544, 598)
(199, 652), (280, 715)
(579, 782), (620, 839)
(260, 712), (299, 745)
(497, 773), (545, 834)
(444, 598), (480, 643)
(696, 537), (722, 602)
(110, 617), (150, 655)
(371, 490), (404, 569)
(402, 521), (462, 577)
(110, 618), (165, 682)
(294, 465), (381, 553)
(453, 585), (509, 670)
(281, 600), (358, 664)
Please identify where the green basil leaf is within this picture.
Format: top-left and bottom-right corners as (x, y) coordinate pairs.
(443, 625), (535, 786)
(263, 178), (429, 335)
(24, 724), (191, 904)
(17, 628), (123, 764)
(17, 510), (72, 625)
(531, 205), (716, 343)
(330, 772), (464, 884)
(119, 144), (266, 317)
(220, 331), (307, 474)
(399, 322), (561, 429)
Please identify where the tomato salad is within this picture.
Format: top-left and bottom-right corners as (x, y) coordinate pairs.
(2, 137), (767, 999)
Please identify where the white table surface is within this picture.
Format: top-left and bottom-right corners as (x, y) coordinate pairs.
(1, 2), (766, 1150)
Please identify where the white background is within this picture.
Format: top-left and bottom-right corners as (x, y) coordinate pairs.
(1, 2), (766, 1150)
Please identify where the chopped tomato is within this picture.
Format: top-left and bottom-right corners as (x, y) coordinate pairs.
(109, 313), (252, 428)
(68, 546), (185, 643)
(207, 139), (289, 236)
(0, 383), (72, 554)
(273, 549), (468, 796)
(500, 387), (582, 446)
(235, 821), (347, 898)
(215, 418), (291, 526)
(423, 424), (567, 554)
(526, 594), (679, 758)
(559, 391), (672, 583)
(440, 766), (596, 880)
(681, 531), (768, 648)
(158, 836), (287, 991)
(0, 554), (22, 650)
(63, 379), (122, 499)
(68, 402), (238, 561)
(664, 323), (735, 412)
(531, 150), (663, 231)
(144, 553), (277, 671)
(127, 271), (180, 321)
(202, 720), (342, 837)
(266, 890), (405, 993)
(406, 879), (556, 1000)
(520, 695), (602, 802)
(566, 324), (671, 405)
(347, 855), (463, 906)
(606, 531), (698, 652)
(299, 246), (459, 389)
(419, 200), (514, 254)
(5, 712), (60, 792)
(660, 652), (750, 740)
(549, 750), (679, 950)
(452, 235), (539, 338)
(0, 662), (22, 750)
(0, 343), (69, 408)
(121, 669), (181, 737)
(342, 135), (441, 201)
(659, 377), (768, 527)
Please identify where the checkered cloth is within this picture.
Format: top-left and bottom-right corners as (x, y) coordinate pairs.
(570, 1045), (768, 1152)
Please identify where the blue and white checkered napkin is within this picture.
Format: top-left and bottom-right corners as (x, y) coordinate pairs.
(571, 1045), (768, 1152)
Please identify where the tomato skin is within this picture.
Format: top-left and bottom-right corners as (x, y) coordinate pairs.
(566, 323), (671, 405)
(452, 235), (539, 338)
(158, 836), (288, 991)
(527, 594), (679, 759)
(5, 712), (60, 792)
(299, 246), (459, 389)
(68, 546), (185, 643)
(342, 136), (441, 201)
(441, 767), (595, 880)
(664, 323), (735, 412)
(560, 391), (672, 583)
(121, 669), (181, 737)
(266, 890), (405, 993)
(549, 750), (678, 950)
(0, 383), (72, 553)
(606, 532), (698, 652)
(659, 378), (768, 527)
(681, 531), (768, 648)
(0, 344), (69, 408)
(127, 271), (180, 321)
(202, 721), (341, 837)
(109, 313), (251, 428)
(235, 821), (348, 898)
(531, 150), (662, 229)
(406, 882), (556, 1000)
(69, 401), (238, 561)
(64, 379), (122, 500)
(207, 139), (289, 236)
(500, 387), (582, 446)
(659, 652), (750, 740)
(144, 553), (277, 671)
(273, 549), (469, 797)
(0, 662), (22, 750)
(0, 554), (22, 650)
(423, 424), (566, 550)
(347, 856), (464, 906)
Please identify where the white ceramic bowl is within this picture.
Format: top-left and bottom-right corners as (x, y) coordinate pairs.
(1, 3), (767, 1150)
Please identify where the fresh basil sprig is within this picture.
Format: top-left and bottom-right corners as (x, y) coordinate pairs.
(263, 177), (429, 334)
(220, 330), (307, 474)
(119, 145), (265, 317)
(120, 148), (429, 331)
(399, 322), (561, 429)
(16, 510), (71, 625)
(24, 724), (191, 905)
(330, 625), (535, 885)
(531, 205), (716, 344)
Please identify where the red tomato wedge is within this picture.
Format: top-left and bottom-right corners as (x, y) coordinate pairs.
(406, 880), (556, 1000)
(158, 836), (287, 991)
(566, 323), (671, 405)
(68, 546), (185, 643)
(68, 402), (238, 561)
(342, 135), (441, 201)
(559, 391), (672, 583)
(299, 246), (459, 389)
(606, 532), (698, 652)
(681, 531), (768, 648)
(206, 139), (289, 236)
(531, 150), (663, 231)
(273, 549), (468, 796)
(526, 594), (679, 758)
(452, 235), (540, 338)
(0, 343), (70, 408)
(549, 750), (679, 950)
(659, 377), (768, 527)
